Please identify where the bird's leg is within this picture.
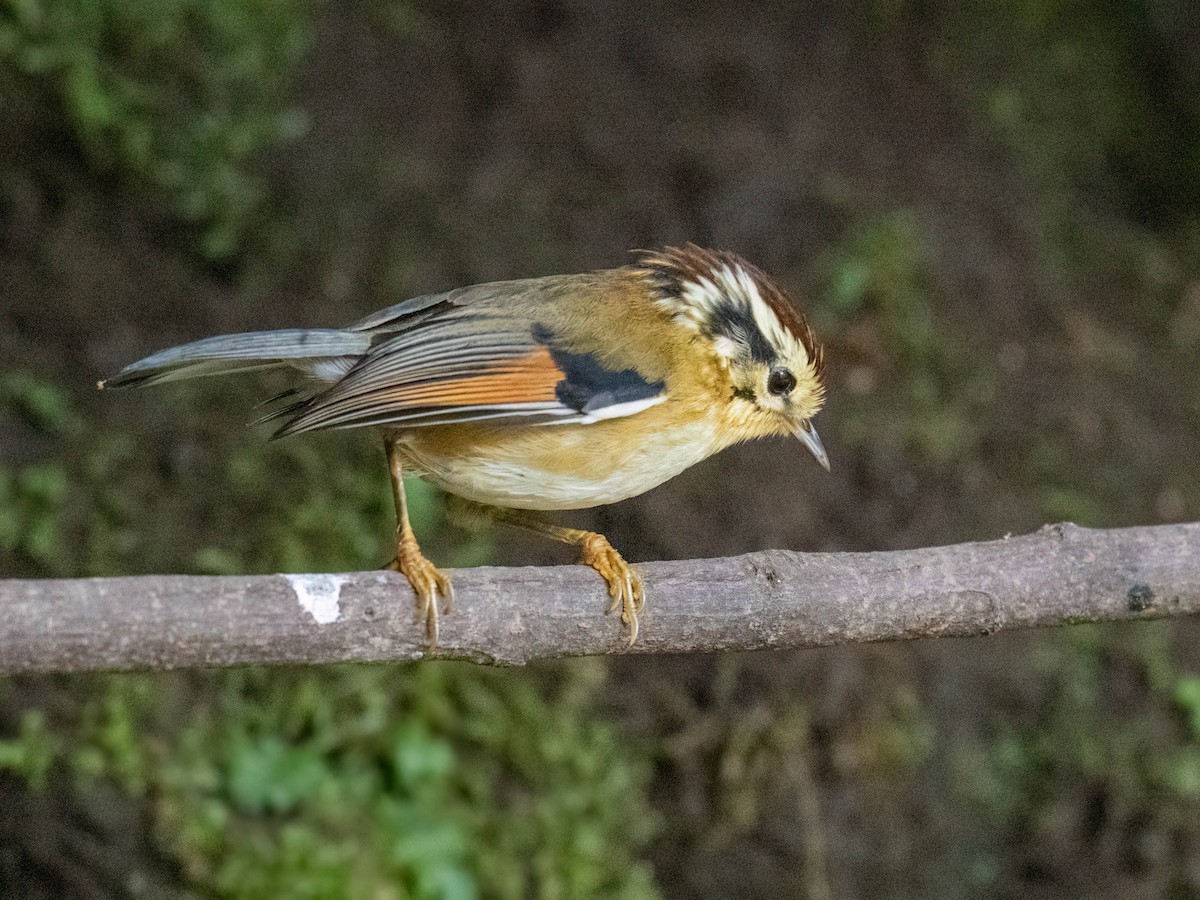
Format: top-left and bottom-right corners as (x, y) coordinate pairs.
(384, 436), (453, 648)
(449, 499), (644, 647)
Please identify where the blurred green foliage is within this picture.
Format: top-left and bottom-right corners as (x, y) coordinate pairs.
(933, 0), (1200, 283)
(2, 663), (658, 899)
(0, 0), (311, 257)
(822, 210), (994, 465)
(0, 374), (77, 573)
(960, 625), (1200, 889)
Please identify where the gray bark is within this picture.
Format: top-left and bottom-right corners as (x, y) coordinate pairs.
(1, 522), (1197, 673)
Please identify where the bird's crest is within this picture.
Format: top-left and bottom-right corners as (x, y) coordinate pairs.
(635, 244), (824, 378)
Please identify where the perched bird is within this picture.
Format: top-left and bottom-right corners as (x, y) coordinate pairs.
(101, 245), (828, 647)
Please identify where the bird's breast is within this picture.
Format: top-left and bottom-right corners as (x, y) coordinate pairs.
(392, 408), (723, 510)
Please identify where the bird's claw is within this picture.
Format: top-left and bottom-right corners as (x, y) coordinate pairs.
(578, 533), (645, 648)
(387, 537), (453, 650)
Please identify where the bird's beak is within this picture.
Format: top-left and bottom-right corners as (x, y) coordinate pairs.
(796, 422), (830, 472)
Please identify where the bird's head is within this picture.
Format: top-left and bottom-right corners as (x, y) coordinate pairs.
(638, 244), (829, 470)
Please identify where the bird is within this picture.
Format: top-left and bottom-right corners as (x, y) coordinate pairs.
(101, 244), (828, 648)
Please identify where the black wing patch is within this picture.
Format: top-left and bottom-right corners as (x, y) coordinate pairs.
(533, 325), (665, 416)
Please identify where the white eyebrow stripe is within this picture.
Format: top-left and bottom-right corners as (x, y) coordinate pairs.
(662, 262), (809, 369)
(740, 266), (808, 367)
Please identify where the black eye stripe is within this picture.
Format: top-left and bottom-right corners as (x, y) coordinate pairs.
(707, 300), (775, 364)
(768, 367), (796, 396)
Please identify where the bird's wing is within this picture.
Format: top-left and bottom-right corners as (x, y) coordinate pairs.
(274, 288), (665, 436)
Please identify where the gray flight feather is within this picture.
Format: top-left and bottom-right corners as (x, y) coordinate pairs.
(101, 329), (372, 389)
(347, 292), (452, 332)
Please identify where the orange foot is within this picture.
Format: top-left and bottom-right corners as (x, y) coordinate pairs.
(386, 536), (453, 649)
(578, 532), (645, 648)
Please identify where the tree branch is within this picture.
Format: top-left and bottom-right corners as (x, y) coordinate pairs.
(2, 522), (1198, 673)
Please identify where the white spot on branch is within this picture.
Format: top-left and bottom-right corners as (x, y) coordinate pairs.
(283, 573), (349, 624)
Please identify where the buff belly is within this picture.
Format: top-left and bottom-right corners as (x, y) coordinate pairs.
(392, 416), (722, 510)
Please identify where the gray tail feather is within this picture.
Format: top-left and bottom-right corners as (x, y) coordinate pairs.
(99, 329), (372, 389)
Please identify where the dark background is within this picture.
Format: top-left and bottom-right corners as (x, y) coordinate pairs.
(2, 1), (1199, 897)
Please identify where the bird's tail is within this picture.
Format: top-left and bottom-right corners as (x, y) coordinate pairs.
(98, 329), (372, 390)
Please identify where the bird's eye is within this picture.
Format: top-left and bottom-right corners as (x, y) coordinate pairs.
(767, 367), (796, 396)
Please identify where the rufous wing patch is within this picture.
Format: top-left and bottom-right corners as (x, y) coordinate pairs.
(375, 346), (563, 408)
